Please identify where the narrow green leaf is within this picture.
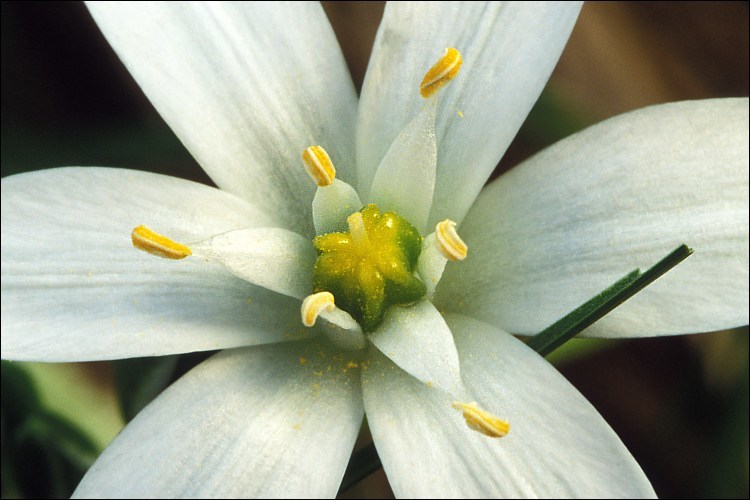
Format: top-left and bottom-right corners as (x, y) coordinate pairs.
(2, 361), (42, 423)
(2, 362), (100, 498)
(18, 411), (100, 469)
(526, 244), (693, 356)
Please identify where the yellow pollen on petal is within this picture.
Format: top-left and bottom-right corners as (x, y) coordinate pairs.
(452, 401), (510, 438)
(436, 219), (467, 261)
(420, 47), (463, 98)
(131, 225), (192, 260)
(301, 291), (336, 327)
(302, 145), (336, 187)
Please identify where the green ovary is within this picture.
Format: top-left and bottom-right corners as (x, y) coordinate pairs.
(312, 204), (426, 332)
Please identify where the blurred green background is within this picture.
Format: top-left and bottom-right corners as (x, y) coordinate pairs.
(1, 2), (748, 498)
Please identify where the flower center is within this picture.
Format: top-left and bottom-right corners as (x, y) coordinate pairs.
(298, 47), (468, 336)
(311, 204), (426, 332)
(129, 47), (469, 344)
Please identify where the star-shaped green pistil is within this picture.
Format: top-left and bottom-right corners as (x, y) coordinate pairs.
(312, 204), (426, 332)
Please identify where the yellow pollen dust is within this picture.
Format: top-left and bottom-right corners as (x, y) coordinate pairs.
(420, 47), (462, 98)
(436, 219), (467, 261)
(131, 225), (192, 260)
(301, 291), (336, 327)
(302, 145), (336, 187)
(452, 401), (510, 438)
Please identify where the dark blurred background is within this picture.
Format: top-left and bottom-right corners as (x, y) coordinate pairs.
(1, 2), (748, 498)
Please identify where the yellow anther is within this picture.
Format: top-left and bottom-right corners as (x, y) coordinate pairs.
(131, 225), (192, 260)
(302, 146), (336, 187)
(301, 291), (336, 327)
(435, 219), (467, 261)
(452, 401), (510, 438)
(420, 47), (462, 98)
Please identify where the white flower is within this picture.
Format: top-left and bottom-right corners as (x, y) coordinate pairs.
(1, 2), (748, 498)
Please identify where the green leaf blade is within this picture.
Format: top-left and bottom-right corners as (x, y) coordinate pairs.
(527, 244), (694, 356)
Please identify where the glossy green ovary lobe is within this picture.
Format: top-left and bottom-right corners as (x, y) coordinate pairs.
(312, 204), (426, 332)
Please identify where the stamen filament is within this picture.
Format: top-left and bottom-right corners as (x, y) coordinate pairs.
(435, 219), (467, 261)
(131, 225), (192, 260)
(301, 291), (336, 327)
(347, 211), (370, 249)
(302, 146), (336, 187)
(452, 401), (509, 438)
(420, 47), (462, 98)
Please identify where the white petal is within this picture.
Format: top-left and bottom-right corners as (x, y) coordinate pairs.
(368, 100), (437, 233)
(193, 227), (316, 300)
(86, 1), (358, 236)
(357, 1), (582, 226)
(363, 314), (655, 498)
(368, 300), (461, 394)
(437, 99), (749, 337)
(74, 341), (364, 498)
(1, 168), (310, 361)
